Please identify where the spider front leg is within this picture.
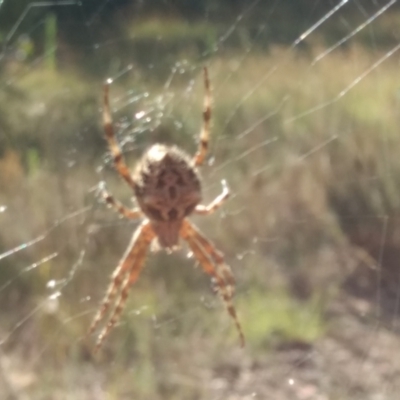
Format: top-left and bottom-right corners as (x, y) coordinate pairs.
(193, 67), (211, 167)
(88, 221), (154, 345)
(194, 180), (230, 216)
(180, 219), (244, 347)
(98, 181), (142, 219)
(103, 80), (137, 189)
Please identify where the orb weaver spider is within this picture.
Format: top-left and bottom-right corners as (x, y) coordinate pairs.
(88, 67), (244, 352)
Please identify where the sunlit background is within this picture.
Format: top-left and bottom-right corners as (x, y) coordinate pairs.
(1, 1), (400, 399)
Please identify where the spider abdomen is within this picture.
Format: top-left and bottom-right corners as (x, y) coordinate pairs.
(133, 144), (202, 247)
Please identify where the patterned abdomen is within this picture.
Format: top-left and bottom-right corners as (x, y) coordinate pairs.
(133, 144), (202, 247)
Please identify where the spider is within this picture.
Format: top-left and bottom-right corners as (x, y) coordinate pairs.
(87, 67), (244, 352)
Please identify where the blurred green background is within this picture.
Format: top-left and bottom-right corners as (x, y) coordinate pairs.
(1, 1), (400, 399)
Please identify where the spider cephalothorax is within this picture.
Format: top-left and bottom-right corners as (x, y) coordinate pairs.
(87, 67), (244, 352)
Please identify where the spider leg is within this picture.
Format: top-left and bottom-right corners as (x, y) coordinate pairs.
(192, 180), (233, 287)
(103, 80), (137, 189)
(193, 67), (211, 167)
(183, 218), (235, 292)
(98, 181), (142, 219)
(88, 221), (154, 340)
(194, 179), (230, 216)
(94, 224), (153, 352)
(180, 219), (244, 347)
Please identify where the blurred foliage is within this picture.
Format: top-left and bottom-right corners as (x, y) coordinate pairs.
(1, 42), (400, 361)
(239, 290), (325, 351)
(1, 0), (399, 77)
(0, 69), (98, 171)
(1, 2), (400, 399)
(44, 13), (57, 70)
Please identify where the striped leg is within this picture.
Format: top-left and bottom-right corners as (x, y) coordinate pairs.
(193, 67), (211, 167)
(94, 222), (154, 352)
(98, 182), (142, 219)
(180, 220), (244, 347)
(194, 180), (230, 216)
(103, 80), (137, 188)
(88, 221), (154, 342)
(185, 220), (235, 294)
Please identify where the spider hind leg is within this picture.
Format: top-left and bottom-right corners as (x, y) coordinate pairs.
(180, 219), (244, 347)
(88, 221), (154, 351)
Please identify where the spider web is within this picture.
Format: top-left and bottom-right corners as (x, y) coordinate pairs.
(1, 0), (400, 398)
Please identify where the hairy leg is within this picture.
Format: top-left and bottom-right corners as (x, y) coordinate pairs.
(180, 219), (244, 347)
(88, 221), (154, 340)
(193, 67), (211, 167)
(98, 181), (142, 219)
(103, 80), (137, 188)
(194, 180), (230, 215)
(94, 232), (152, 352)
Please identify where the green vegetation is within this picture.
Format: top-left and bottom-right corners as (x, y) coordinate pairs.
(1, 42), (399, 397)
(44, 13), (57, 71)
(239, 290), (325, 350)
(1, 4), (400, 399)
